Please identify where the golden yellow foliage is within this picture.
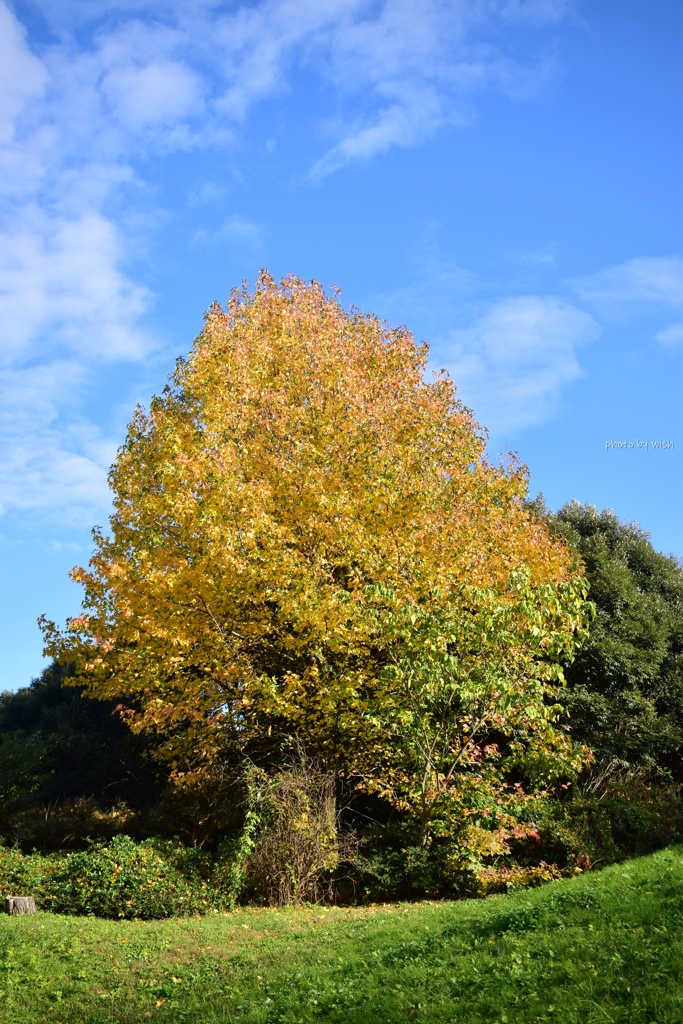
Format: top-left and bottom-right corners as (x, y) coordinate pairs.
(41, 271), (585, 792)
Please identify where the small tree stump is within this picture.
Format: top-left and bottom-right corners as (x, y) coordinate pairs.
(5, 897), (36, 915)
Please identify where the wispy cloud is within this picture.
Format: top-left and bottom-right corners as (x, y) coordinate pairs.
(439, 296), (600, 432)
(656, 322), (683, 350)
(0, 360), (115, 521)
(379, 240), (681, 437)
(500, 0), (573, 26)
(2, 0), (572, 190)
(570, 256), (683, 352)
(374, 230), (605, 435)
(0, 210), (152, 364)
(102, 60), (205, 135)
(505, 244), (558, 267)
(311, 86), (460, 179)
(571, 256), (683, 313)
(0, 4), (48, 136)
(308, 0), (564, 177)
(192, 214), (264, 251)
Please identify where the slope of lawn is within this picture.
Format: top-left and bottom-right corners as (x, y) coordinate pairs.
(1, 844), (681, 1024)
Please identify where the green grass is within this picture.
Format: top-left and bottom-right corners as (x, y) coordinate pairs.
(1, 845), (681, 1024)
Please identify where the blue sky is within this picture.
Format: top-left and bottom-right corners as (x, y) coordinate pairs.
(1, 0), (681, 691)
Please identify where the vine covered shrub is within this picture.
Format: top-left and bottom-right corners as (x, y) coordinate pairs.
(243, 758), (358, 906)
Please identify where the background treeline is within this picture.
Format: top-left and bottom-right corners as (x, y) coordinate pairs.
(1, 500), (681, 914)
(524, 499), (683, 869)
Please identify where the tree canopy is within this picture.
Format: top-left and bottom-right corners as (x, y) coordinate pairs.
(530, 499), (683, 783)
(0, 662), (162, 849)
(42, 273), (590, 839)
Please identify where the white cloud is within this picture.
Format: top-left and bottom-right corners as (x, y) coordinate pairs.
(569, 256), (683, 353)
(0, 360), (114, 521)
(188, 179), (228, 205)
(192, 214), (263, 250)
(571, 256), (683, 313)
(442, 295), (600, 432)
(5, 0), (572, 174)
(0, 441), (111, 521)
(656, 321), (683, 350)
(0, 0), (574, 199)
(505, 245), (558, 266)
(311, 84), (466, 178)
(500, 0), (572, 26)
(0, 5), (151, 526)
(102, 60), (204, 133)
(308, 0), (564, 176)
(0, 210), (152, 364)
(0, 4), (48, 139)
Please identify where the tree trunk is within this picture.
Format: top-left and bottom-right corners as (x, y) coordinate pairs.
(5, 896), (36, 915)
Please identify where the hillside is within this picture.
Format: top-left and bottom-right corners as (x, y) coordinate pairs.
(1, 844), (681, 1023)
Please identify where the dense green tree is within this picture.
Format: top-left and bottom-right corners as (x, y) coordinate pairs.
(0, 662), (163, 848)
(528, 498), (683, 782)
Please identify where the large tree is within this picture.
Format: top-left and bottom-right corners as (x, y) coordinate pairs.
(530, 499), (683, 784)
(42, 273), (590, 820)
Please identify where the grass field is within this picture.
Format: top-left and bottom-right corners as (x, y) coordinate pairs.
(1, 844), (681, 1024)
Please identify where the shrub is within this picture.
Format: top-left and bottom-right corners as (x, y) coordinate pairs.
(530, 772), (683, 869)
(352, 841), (443, 901)
(0, 844), (52, 899)
(46, 836), (218, 918)
(351, 814), (564, 902)
(0, 836), (226, 919)
(474, 861), (563, 895)
(241, 757), (358, 905)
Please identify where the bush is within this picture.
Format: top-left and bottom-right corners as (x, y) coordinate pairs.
(50, 836), (222, 918)
(353, 843), (443, 901)
(350, 816), (564, 902)
(0, 844), (51, 898)
(0, 836), (226, 919)
(530, 773), (683, 869)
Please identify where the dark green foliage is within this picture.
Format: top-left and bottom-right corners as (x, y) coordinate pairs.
(518, 498), (683, 870)
(348, 817), (464, 902)
(0, 731), (49, 804)
(0, 663), (164, 849)
(529, 498), (683, 783)
(352, 837), (442, 902)
(529, 778), (683, 869)
(0, 663), (246, 851)
(0, 662), (159, 806)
